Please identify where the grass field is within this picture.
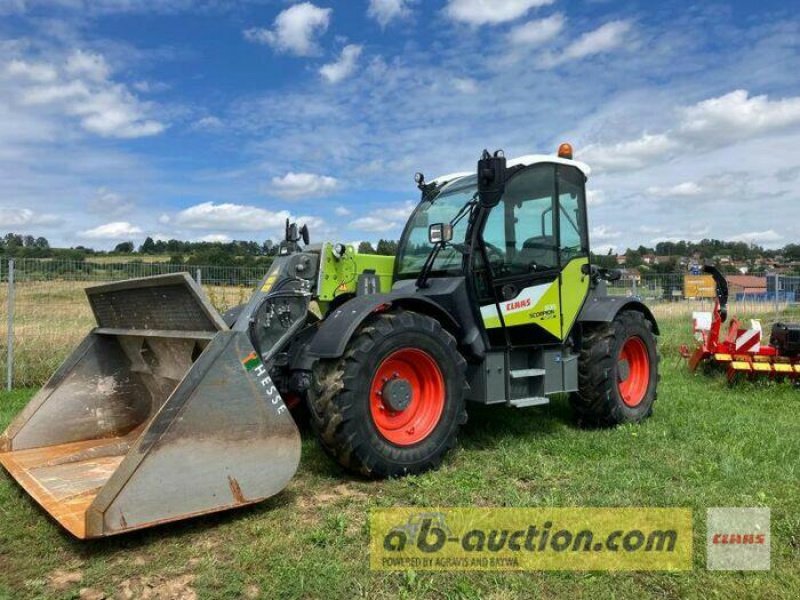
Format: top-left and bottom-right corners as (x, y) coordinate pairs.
(0, 314), (798, 599)
(83, 255), (174, 264)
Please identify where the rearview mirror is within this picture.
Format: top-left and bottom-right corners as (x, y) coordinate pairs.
(428, 223), (453, 244)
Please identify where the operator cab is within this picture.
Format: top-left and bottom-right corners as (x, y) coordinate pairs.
(395, 147), (592, 348)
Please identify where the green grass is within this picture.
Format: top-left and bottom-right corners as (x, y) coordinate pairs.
(1, 319), (799, 599)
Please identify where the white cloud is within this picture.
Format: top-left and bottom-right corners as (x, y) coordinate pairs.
(680, 89), (800, 143)
(645, 182), (703, 197)
(509, 13), (565, 47)
(586, 189), (605, 206)
(200, 233), (232, 243)
(271, 172), (338, 199)
(0, 207), (62, 228)
(191, 116), (224, 131)
(582, 133), (678, 171)
(82, 221), (143, 239)
(445, 0), (554, 26)
(158, 214), (171, 224)
(4, 50), (165, 139)
(64, 50), (110, 81)
(591, 225), (621, 242)
(87, 187), (134, 216)
(175, 202), (292, 231)
(368, 0), (413, 27)
(319, 44), (363, 84)
(730, 230), (783, 245)
(582, 90), (800, 174)
(244, 2), (332, 57)
(383, 200), (416, 221)
(334, 206), (351, 216)
(347, 201), (414, 233)
(562, 20), (632, 60)
(6, 59), (57, 83)
(350, 216), (397, 233)
(452, 77), (478, 94)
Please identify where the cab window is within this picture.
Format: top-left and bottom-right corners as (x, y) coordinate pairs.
(480, 166), (558, 278)
(557, 167), (588, 263)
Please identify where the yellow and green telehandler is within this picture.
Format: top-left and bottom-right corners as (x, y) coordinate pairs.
(0, 145), (659, 538)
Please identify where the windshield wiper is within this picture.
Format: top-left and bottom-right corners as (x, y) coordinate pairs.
(416, 194), (478, 289)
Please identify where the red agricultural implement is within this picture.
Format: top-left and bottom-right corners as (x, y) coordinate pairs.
(682, 266), (800, 384)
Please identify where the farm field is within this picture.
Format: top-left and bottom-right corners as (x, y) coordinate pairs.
(0, 314), (798, 599)
(0, 280), (254, 387)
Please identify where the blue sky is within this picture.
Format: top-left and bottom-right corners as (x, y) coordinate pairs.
(1, 0), (799, 251)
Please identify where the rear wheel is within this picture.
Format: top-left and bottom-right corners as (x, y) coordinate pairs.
(307, 310), (467, 478)
(570, 310), (659, 427)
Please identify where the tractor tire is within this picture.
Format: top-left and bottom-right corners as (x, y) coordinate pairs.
(570, 310), (659, 427)
(307, 310), (468, 478)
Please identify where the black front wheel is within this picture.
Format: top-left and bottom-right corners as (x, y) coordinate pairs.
(307, 310), (468, 478)
(570, 310), (659, 427)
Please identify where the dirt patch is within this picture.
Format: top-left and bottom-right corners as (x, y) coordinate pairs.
(117, 574), (196, 600)
(298, 483), (368, 509)
(48, 569), (83, 591)
(80, 588), (106, 600)
(243, 584), (260, 599)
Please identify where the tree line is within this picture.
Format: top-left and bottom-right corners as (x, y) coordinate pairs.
(0, 233), (400, 266)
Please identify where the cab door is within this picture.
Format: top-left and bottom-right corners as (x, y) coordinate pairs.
(476, 164), (563, 347)
(555, 165), (590, 339)
(473, 163), (591, 347)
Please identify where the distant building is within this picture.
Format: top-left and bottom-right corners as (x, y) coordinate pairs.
(767, 273), (800, 301)
(726, 275), (767, 297)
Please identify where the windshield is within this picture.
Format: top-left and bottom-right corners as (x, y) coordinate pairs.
(396, 176), (477, 279)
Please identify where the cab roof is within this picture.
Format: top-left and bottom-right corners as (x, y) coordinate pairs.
(430, 154), (590, 188)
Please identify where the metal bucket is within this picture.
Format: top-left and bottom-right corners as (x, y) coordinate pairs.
(0, 273), (301, 538)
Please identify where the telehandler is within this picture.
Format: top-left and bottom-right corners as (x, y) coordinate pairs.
(0, 145), (659, 538)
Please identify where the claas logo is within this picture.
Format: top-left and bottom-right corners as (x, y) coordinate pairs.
(506, 298), (532, 312)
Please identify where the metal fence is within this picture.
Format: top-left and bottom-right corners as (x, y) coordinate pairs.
(0, 258), (264, 389)
(1, 258), (798, 389)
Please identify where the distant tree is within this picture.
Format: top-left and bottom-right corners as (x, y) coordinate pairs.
(4, 233), (23, 250)
(784, 244), (800, 262)
(625, 249), (643, 268)
(376, 239), (398, 256)
(140, 236), (156, 254)
(166, 239), (183, 254)
(358, 241), (376, 254)
(22, 234), (35, 248)
(114, 241), (134, 253)
(34, 237), (50, 250)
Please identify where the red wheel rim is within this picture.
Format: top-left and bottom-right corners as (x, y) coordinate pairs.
(369, 348), (445, 446)
(618, 336), (650, 407)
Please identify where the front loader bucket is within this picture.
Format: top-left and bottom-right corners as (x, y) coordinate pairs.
(0, 274), (300, 538)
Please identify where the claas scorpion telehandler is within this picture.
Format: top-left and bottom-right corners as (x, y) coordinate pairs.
(0, 145), (659, 538)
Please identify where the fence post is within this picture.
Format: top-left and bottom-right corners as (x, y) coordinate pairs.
(195, 267), (202, 287)
(7, 258), (15, 391)
(774, 273), (780, 316)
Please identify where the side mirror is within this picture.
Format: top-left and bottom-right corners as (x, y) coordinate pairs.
(477, 149), (506, 208)
(300, 224), (310, 246)
(428, 223), (453, 245)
